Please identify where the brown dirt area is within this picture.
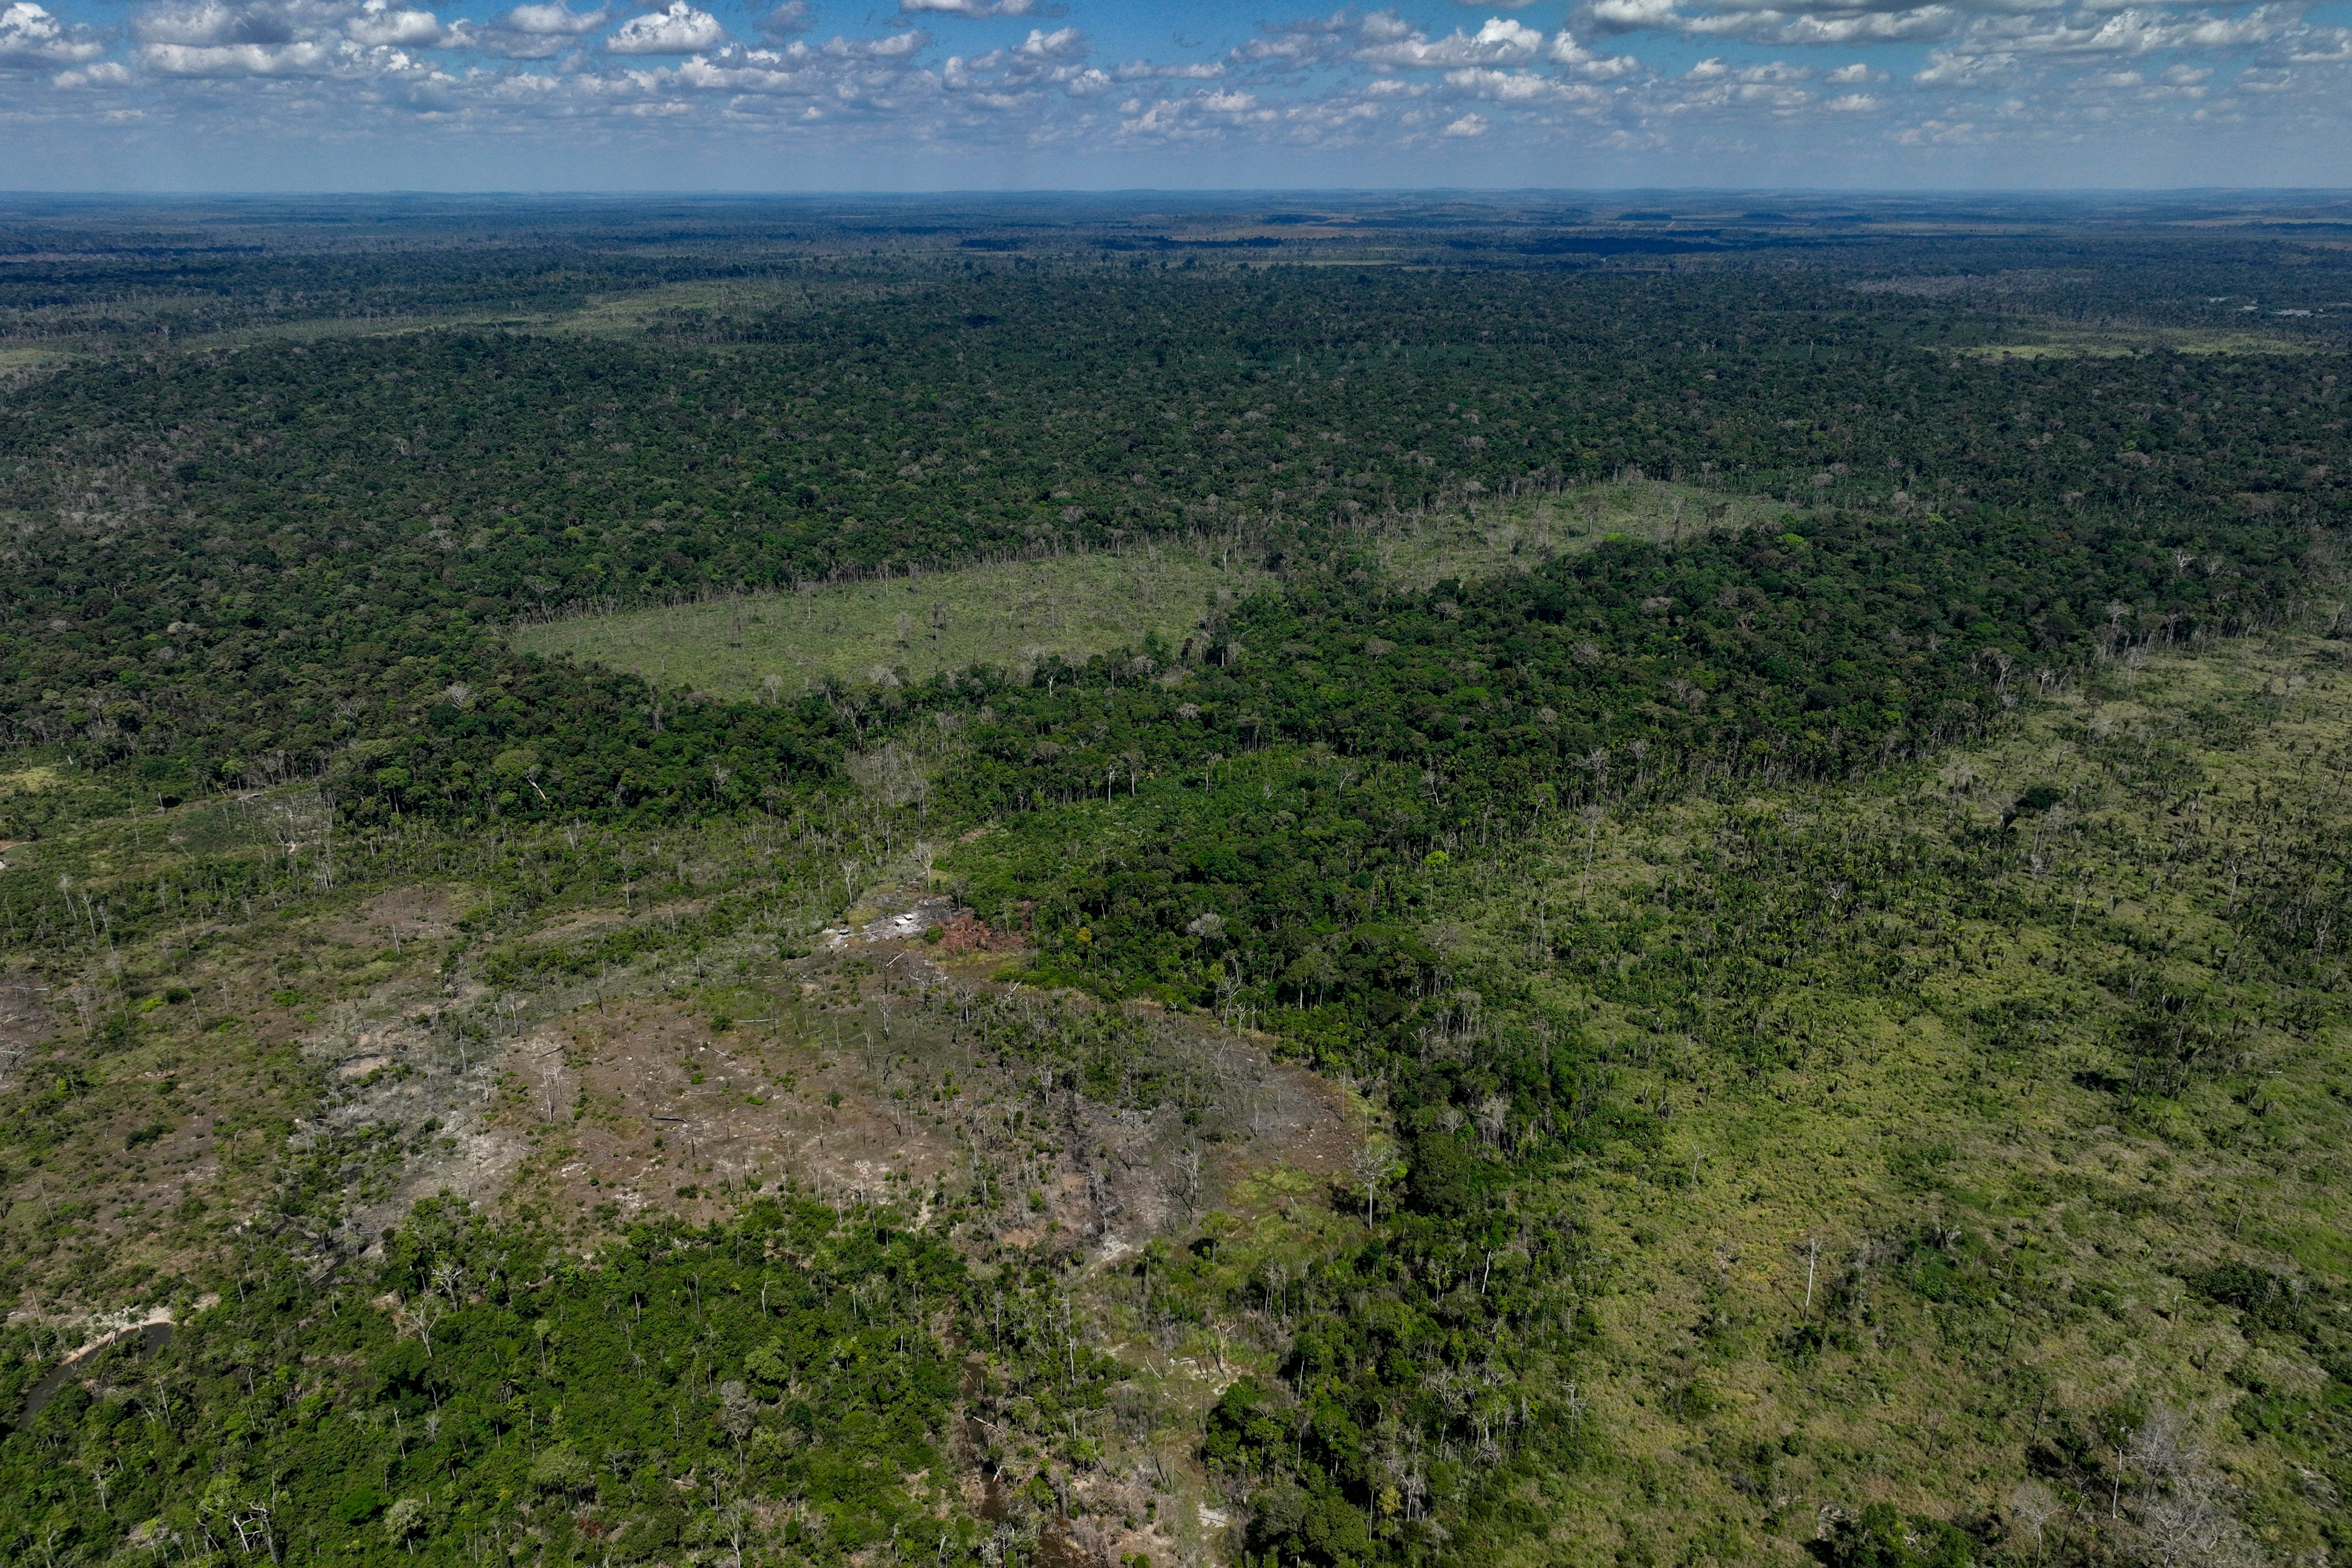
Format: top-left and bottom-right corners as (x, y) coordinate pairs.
(478, 934), (1361, 1270)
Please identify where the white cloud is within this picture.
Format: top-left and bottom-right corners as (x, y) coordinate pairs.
(1912, 45), (2016, 83)
(1113, 57), (1224, 79)
(13, 0), (2352, 177)
(672, 31), (929, 104)
(1229, 13), (1364, 71)
(758, 1), (811, 39)
(1967, 5), (2296, 57)
(941, 22), (1095, 97)
(899, 0), (1055, 17)
(1586, 0), (1680, 32)
(346, 0), (443, 46)
(131, 3), (361, 73)
(1357, 15), (1544, 68)
(506, 1), (607, 33)
(2287, 27), (2352, 61)
(1687, 54), (1807, 78)
(52, 56), (129, 82)
(1546, 28), (1641, 76)
(606, 0), (721, 52)
(139, 38), (336, 71)
(1756, 8), (1961, 46)
(1572, 0), (2334, 57)
(0, 0), (103, 66)
(1012, 23), (1082, 62)
(135, 0), (302, 47)
(445, 1), (607, 56)
(1117, 84), (1278, 140)
(1447, 65), (1564, 97)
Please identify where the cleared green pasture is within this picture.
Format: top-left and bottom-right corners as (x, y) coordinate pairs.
(509, 481), (1756, 698)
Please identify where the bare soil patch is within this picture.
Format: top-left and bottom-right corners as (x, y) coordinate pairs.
(473, 938), (1357, 1267)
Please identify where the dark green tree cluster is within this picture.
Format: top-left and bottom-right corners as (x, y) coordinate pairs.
(0, 1198), (970, 1568)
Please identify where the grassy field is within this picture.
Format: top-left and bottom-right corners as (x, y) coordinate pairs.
(163, 278), (861, 356)
(512, 546), (1274, 699)
(1370, 476), (1763, 590)
(1956, 327), (2321, 359)
(0, 345), (75, 381)
(511, 480), (1752, 698)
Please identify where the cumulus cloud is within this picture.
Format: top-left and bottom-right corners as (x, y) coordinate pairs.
(1357, 16), (1544, 69)
(669, 28), (928, 108)
(52, 54), (129, 82)
(505, 1), (607, 33)
(1118, 84), (1277, 140)
(13, 0), (2352, 178)
(135, 0), (295, 46)
(1585, 0), (1680, 33)
(447, 1), (607, 57)
(943, 22), (1106, 98)
(0, 0), (104, 66)
(1969, 5), (2295, 57)
(1446, 65), (1549, 97)
(1575, 0), (2328, 56)
(757, 0), (810, 39)
(1582, 0), (1965, 43)
(1912, 44), (2016, 82)
(1685, 54), (1812, 82)
(131, 0), (357, 73)
(1230, 11), (1362, 71)
(899, 0), (1057, 17)
(138, 36), (334, 70)
(1113, 56), (1224, 80)
(605, 0), (721, 53)
(1546, 27), (1641, 75)
(346, 0), (444, 46)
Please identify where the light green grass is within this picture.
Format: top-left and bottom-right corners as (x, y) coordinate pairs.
(546, 278), (831, 338)
(511, 481), (1758, 699)
(0, 345), (74, 376)
(512, 548), (1271, 700)
(1954, 327), (2319, 359)
(1374, 477), (1763, 590)
(174, 281), (847, 355)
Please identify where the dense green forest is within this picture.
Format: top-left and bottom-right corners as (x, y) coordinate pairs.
(1, 194), (2348, 1568)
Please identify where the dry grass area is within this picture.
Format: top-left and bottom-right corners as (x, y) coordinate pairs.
(470, 899), (1360, 1267)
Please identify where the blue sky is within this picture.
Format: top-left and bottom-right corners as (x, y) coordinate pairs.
(5, 0), (2351, 188)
